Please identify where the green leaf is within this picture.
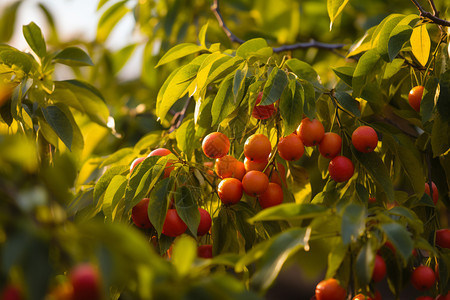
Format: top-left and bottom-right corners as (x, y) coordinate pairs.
(156, 43), (205, 67)
(280, 79), (303, 135)
(54, 47), (94, 66)
(388, 25), (413, 61)
(97, 0), (130, 42)
(352, 149), (395, 203)
(341, 203), (366, 245)
(326, 243), (348, 279)
(285, 59), (323, 90)
(148, 177), (174, 237)
(176, 118), (196, 159)
(421, 77), (438, 123)
(22, 22), (46, 58)
(211, 74), (238, 126)
(236, 38), (273, 59)
(172, 235), (197, 276)
(431, 113), (450, 157)
(41, 105), (73, 150)
(100, 147), (135, 168)
(0, 1), (21, 42)
(249, 228), (309, 291)
(201, 56), (243, 92)
(102, 175), (127, 220)
(381, 223), (413, 263)
(248, 203), (328, 223)
(373, 14), (404, 60)
(327, 0), (350, 30)
(174, 186), (199, 236)
(352, 49), (381, 97)
(111, 44), (136, 73)
(198, 23), (208, 48)
(334, 92), (361, 117)
(410, 24), (430, 67)
(332, 66), (354, 87)
(355, 240), (375, 285)
(233, 64), (248, 102)
(261, 67), (288, 106)
(0, 47), (34, 74)
(212, 209), (240, 255)
(93, 165), (129, 202)
(437, 70), (450, 122)
(300, 79), (316, 120)
(355, 183), (369, 203)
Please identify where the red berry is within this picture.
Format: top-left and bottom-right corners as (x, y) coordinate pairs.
(162, 209), (187, 237)
(408, 86), (424, 112)
(352, 126), (378, 153)
(435, 229), (450, 249)
(252, 92), (277, 119)
(424, 182), (439, 205)
(70, 264), (101, 300)
(1, 285), (22, 300)
(411, 266), (436, 291)
(197, 245), (213, 258)
(130, 157), (146, 174)
(372, 255), (386, 283)
(131, 198), (153, 229)
(197, 208), (212, 236)
(328, 156), (354, 182)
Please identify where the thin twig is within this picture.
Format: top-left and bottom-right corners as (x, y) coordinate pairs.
(211, 0), (345, 52)
(427, 0), (439, 16)
(410, 0), (450, 27)
(168, 97), (192, 133)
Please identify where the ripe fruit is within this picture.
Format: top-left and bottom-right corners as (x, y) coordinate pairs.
(315, 278), (347, 300)
(265, 162), (286, 186)
(297, 118), (325, 146)
(258, 182), (283, 209)
(131, 198), (153, 229)
(319, 132), (342, 158)
(436, 292), (450, 300)
(148, 147), (174, 178)
(435, 229), (450, 249)
(277, 134), (304, 161)
(162, 209), (187, 237)
(1, 285), (22, 300)
(384, 241), (396, 254)
(202, 132), (230, 159)
(197, 245), (213, 258)
(408, 85), (424, 112)
(244, 134), (271, 162)
(218, 178), (243, 205)
(244, 157), (268, 172)
(233, 161), (246, 181)
(424, 181), (438, 205)
(70, 264), (101, 300)
(352, 126), (378, 153)
(197, 208), (212, 236)
(252, 92), (277, 119)
(130, 157), (146, 174)
(242, 171), (269, 197)
(411, 266), (436, 291)
(215, 155), (237, 178)
(368, 197), (376, 203)
(328, 156), (354, 182)
(353, 291), (381, 300)
(48, 281), (73, 300)
(372, 255), (386, 282)
(416, 297), (434, 300)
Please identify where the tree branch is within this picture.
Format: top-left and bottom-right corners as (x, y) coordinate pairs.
(410, 0), (450, 27)
(211, 0), (345, 52)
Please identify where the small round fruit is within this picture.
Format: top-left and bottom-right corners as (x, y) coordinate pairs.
(48, 281), (73, 300)
(131, 198), (153, 229)
(411, 266), (436, 291)
(297, 118), (325, 146)
(244, 157), (268, 172)
(265, 162), (286, 186)
(315, 278), (347, 300)
(352, 126), (378, 153)
(1, 285), (22, 300)
(436, 291), (450, 300)
(70, 264), (101, 300)
(435, 229), (450, 249)
(130, 157), (146, 174)
(384, 241), (396, 254)
(148, 147), (174, 178)
(218, 178), (243, 205)
(328, 156), (354, 182)
(233, 161), (246, 181)
(353, 294), (377, 300)
(319, 132), (342, 158)
(368, 197), (376, 203)
(424, 181), (438, 205)
(258, 182), (283, 209)
(244, 134), (272, 162)
(277, 134), (304, 161)
(197, 245), (213, 258)
(252, 92), (277, 119)
(202, 132), (230, 159)
(372, 255), (386, 283)
(408, 85), (424, 112)
(215, 155), (237, 179)
(162, 209), (187, 237)
(197, 208), (212, 236)
(242, 171), (269, 197)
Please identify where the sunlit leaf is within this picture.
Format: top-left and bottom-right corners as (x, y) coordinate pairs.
(410, 24), (431, 67)
(156, 43), (206, 67)
(327, 0), (350, 30)
(54, 47), (94, 67)
(23, 22), (46, 58)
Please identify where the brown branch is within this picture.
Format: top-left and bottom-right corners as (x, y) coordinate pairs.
(211, 0), (345, 53)
(168, 96), (192, 133)
(410, 0), (450, 27)
(427, 0), (438, 16)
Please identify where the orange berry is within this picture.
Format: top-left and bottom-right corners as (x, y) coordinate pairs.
(131, 198), (153, 229)
(315, 278), (347, 300)
(242, 170), (269, 197)
(244, 134), (271, 162)
(258, 182), (283, 209)
(215, 155), (237, 179)
(328, 156), (354, 182)
(148, 147), (174, 177)
(244, 157), (268, 172)
(319, 132), (342, 158)
(297, 118), (325, 146)
(277, 134), (304, 161)
(202, 132), (230, 159)
(352, 126), (378, 153)
(265, 162), (286, 186)
(408, 85), (424, 112)
(424, 181), (438, 205)
(218, 178), (243, 205)
(130, 157), (146, 174)
(233, 161), (246, 181)
(252, 92), (277, 119)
